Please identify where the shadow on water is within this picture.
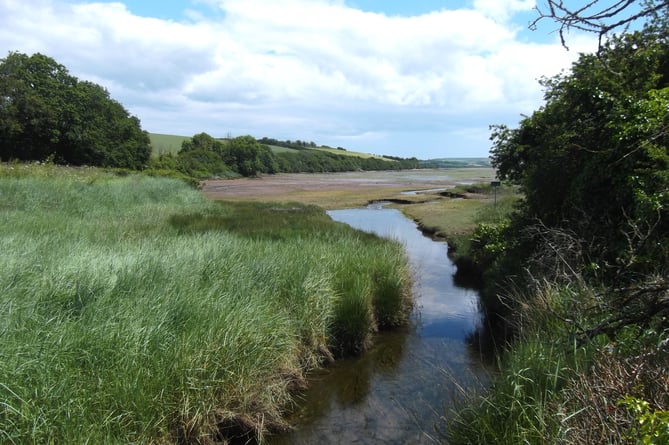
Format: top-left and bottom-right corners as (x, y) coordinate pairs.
(269, 202), (493, 445)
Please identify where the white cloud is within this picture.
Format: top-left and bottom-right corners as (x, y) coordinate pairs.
(0, 0), (597, 158)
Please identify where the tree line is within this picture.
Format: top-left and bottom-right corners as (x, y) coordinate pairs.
(0, 51), (419, 179)
(150, 132), (419, 179)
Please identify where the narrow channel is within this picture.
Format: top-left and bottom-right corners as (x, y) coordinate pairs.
(270, 202), (490, 444)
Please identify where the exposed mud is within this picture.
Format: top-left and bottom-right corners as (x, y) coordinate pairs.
(202, 169), (495, 202)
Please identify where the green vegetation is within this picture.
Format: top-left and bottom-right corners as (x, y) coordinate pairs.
(258, 137), (387, 158)
(151, 133), (421, 180)
(0, 163), (411, 443)
(449, 12), (669, 445)
(0, 52), (150, 168)
(149, 133), (191, 156)
(273, 147), (418, 172)
(149, 132), (271, 179)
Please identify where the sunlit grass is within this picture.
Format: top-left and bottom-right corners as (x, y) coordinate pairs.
(401, 198), (486, 238)
(149, 133), (191, 156)
(210, 185), (413, 209)
(0, 164), (411, 443)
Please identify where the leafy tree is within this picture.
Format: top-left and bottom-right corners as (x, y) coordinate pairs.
(179, 132), (224, 154)
(171, 132), (233, 178)
(176, 149), (231, 179)
(222, 135), (274, 176)
(490, 21), (669, 282)
(0, 52), (150, 168)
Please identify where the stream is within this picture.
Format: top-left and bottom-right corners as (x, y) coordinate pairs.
(270, 202), (490, 444)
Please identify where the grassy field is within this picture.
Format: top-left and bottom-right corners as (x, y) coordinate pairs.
(400, 182), (519, 238)
(0, 163), (411, 443)
(148, 133), (192, 156)
(312, 146), (388, 159)
(264, 144), (299, 153)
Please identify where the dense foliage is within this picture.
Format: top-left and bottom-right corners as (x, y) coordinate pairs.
(257, 137), (322, 150)
(450, 16), (669, 445)
(488, 20), (669, 285)
(0, 52), (150, 168)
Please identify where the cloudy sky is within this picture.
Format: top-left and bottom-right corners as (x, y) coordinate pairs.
(0, 0), (597, 158)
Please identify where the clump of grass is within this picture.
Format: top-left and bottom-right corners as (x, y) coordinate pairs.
(326, 239), (412, 356)
(447, 274), (669, 445)
(0, 164), (411, 443)
(370, 246), (413, 329)
(330, 271), (376, 355)
(446, 282), (593, 444)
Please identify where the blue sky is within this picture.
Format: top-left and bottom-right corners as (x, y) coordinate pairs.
(0, 0), (599, 158)
(122, 0), (460, 19)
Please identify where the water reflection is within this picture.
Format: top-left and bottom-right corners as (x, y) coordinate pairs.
(270, 203), (489, 444)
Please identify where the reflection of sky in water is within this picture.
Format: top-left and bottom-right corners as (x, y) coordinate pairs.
(328, 204), (482, 338)
(271, 204), (489, 445)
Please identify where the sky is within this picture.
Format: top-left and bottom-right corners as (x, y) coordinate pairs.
(0, 0), (599, 159)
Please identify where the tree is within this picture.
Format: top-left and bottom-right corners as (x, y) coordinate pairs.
(174, 132), (232, 178)
(491, 21), (669, 281)
(179, 132), (224, 154)
(0, 52), (150, 168)
(222, 135), (274, 177)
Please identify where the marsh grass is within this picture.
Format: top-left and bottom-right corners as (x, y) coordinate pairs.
(400, 183), (519, 240)
(447, 284), (593, 444)
(214, 185), (413, 210)
(401, 198), (485, 238)
(0, 164), (411, 443)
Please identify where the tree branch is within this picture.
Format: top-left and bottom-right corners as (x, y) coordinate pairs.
(531, 0), (669, 51)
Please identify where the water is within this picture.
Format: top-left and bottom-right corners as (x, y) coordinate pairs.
(270, 202), (489, 444)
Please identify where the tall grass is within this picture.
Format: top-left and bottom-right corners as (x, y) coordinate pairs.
(447, 276), (669, 444)
(0, 164), (411, 443)
(446, 282), (595, 444)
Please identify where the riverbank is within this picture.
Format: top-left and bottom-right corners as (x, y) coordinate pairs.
(0, 164), (412, 444)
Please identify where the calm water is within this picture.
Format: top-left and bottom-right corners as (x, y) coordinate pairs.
(270, 203), (489, 444)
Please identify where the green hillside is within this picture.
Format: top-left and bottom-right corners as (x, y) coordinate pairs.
(148, 133), (191, 156)
(149, 134), (381, 158)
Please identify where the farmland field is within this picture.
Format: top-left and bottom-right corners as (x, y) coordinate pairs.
(148, 133), (191, 155)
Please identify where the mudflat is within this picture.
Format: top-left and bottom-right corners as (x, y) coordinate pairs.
(202, 168), (495, 208)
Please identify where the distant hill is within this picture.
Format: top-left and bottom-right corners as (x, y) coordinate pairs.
(149, 133), (489, 169)
(150, 133), (397, 161)
(149, 133), (191, 156)
(256, 137), (390, 160)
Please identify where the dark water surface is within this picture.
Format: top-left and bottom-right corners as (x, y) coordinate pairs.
(270, 203), (489, 444)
